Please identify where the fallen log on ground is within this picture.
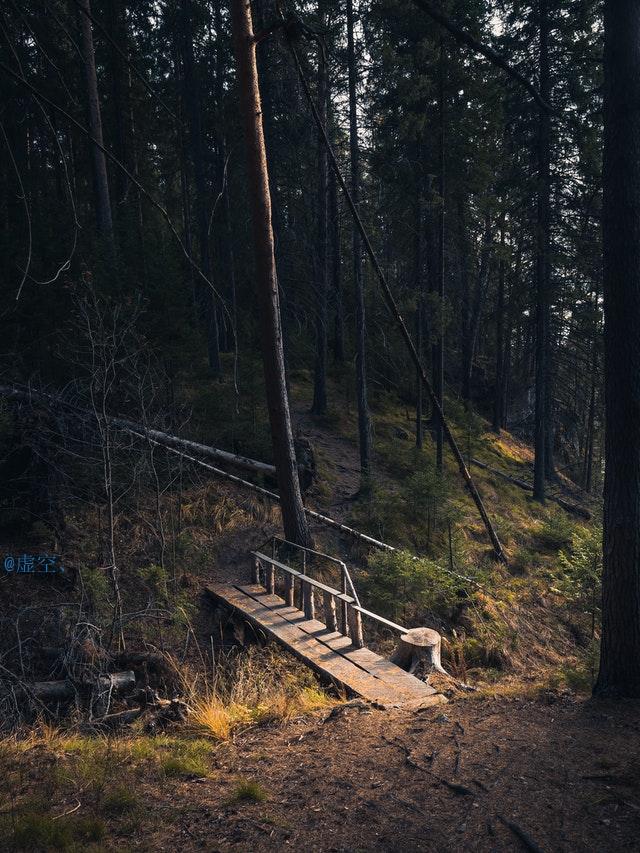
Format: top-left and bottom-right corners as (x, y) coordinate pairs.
(0, 383), (276, 477)
(470, 457), (591, 520)
(14, 670), (136, 703)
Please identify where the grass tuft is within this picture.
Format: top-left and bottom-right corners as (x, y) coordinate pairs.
(102, 785), (139, 816)
(230, 779), (268, 804)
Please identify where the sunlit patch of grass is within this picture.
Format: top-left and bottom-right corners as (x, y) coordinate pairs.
(185, 646), (338, 741)
(159, 738), (211, 778)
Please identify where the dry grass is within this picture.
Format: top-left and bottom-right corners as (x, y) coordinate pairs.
(187, 646), (337, 740)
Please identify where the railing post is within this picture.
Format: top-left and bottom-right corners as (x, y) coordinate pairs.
(340, 569), (349, 636)
(323, 591), (338, 632)
(299, 550), (307, 611)
(303, 579), (315, 621)
(252, 555), (261, 586)
(266, 559), (275, 595)
(285, 572), (294, 607)
(348, 605), (364, 648)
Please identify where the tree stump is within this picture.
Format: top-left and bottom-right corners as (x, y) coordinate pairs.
(390, 628), (447, 675)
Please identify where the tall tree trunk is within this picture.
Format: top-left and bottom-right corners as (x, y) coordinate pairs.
(213, 0), (237, 353)
(231, 0), (311, 547)
(594, 0), (640, 698)
(78, 0), (113, 240)
(329, 167), (344, 363)
(347, 0), (371, 485)
(254, 0), (292, 374)
(463, 213), (492, 407)
(533, 0), (551, 501)
(433, 39), (445, 469)
(179, 0), (221, 376)
(493, 223), (506, 433)
(414, 170), (424, 449)
(311, 8), (329, 416)
(105, 0), (128, 206)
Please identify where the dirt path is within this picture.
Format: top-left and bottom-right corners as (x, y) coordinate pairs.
(139, 694), (640, 851)
(292, 402), (363, 510)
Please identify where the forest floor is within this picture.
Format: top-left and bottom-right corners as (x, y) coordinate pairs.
(3, 692), (640, 851)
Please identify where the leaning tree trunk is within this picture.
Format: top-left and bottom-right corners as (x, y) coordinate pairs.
(346, 0), (371, 485)
(594, 0), (640, 699)
(533, 0), (551, 501)
(231, 0), (311, 547)
(78, 0), (113, 240)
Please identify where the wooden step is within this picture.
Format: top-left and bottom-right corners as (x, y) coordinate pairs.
(205, 583), (445, 709)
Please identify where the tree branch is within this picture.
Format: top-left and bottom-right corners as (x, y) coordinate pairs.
(408, 0), (553, 114)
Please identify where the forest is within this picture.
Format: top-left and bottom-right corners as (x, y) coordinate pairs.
(0, 0), (638, 850)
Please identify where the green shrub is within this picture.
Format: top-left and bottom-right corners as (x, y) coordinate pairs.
(558, 524), (602, 633)
(140, 562), (169, 598)
(361, 549), (463, 624)
(536, 508), (575, 551)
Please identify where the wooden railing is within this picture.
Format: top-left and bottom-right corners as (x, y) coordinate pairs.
(250, 536), (408, 650)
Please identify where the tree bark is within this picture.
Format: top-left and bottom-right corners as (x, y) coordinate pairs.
(414, 169), (424, 449)
(533, 0), (551, 501)
(493, 223), (506, 433)
(463, 213), (492, 407)
(433, 38), (445, 469)
(594, 0), (640, 699)
(347, 0), (371, 485)
(78, 0), (114, 240)
(311, 4), (329, 416)
(329, 166), (345, 362)
(231, 0), (311, 547)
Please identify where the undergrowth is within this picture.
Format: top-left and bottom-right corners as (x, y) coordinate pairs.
(187, 646), (337, 740)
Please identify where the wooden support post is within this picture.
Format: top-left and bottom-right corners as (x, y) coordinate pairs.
(266, 561), (275, 595)
(348, 605), (364, 648)
(340, 571), (350, 636)
(303, 580), (316, 621)
(323, 591), (338, 632)
(299, 550), (307, 611)
(252, 555), (261, 585)
(285, 572), (295, 607)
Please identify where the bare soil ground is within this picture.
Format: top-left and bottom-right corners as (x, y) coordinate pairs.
(12, 693), (635, 852)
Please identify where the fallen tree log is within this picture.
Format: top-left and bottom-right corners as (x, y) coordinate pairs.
(470, 457), (591, 520)
(0, 383), (276, 477)
(18, 670), (136, 703)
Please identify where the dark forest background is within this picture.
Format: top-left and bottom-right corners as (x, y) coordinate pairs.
(0, 0), (603, 503)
